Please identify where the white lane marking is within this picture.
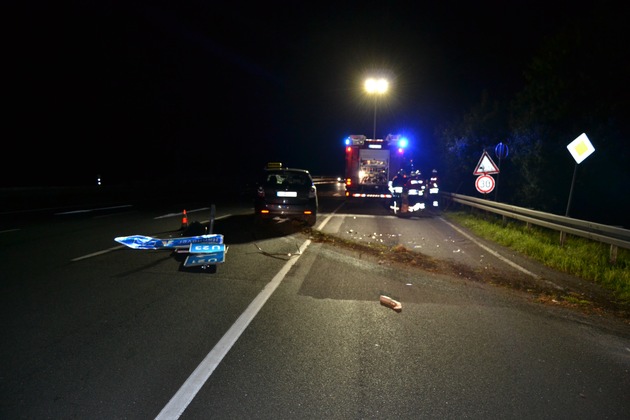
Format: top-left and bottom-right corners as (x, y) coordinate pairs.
(318, 212), (394, 219)
(55, 204), (133, 215)
(439, 217), (540, 279)
(0, 228), (20, 234)
(71, 246), (125, 261)
(316, 202), (346, 230)
(155, 239), (312, 420)
(154, 208), (210, 219)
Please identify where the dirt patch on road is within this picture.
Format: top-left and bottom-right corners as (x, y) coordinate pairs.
(307, 228), (630, 324)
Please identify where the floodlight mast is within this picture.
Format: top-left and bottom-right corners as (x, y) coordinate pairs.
(364, 78), (388, 140)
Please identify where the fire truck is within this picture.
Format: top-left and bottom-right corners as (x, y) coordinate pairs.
(343, 134), (411, 200)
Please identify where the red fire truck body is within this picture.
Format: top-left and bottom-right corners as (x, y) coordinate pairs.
(343, 134), (409, 199)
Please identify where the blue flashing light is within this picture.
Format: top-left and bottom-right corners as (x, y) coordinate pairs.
(398, 137), (409, 148)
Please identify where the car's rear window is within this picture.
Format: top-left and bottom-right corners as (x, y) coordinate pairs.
(263, 171), (311, 188)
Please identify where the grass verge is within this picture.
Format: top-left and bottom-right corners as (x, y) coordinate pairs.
(443, 210), (630, 306)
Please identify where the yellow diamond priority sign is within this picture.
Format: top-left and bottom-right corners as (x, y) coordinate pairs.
(567, 133), (595, 164)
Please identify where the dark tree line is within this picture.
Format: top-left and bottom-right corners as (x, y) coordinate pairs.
(436, 6), (629, 227)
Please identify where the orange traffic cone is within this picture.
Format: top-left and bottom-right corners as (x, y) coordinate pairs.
(180, 209), (189, 230)
(380, 295), (402, 312)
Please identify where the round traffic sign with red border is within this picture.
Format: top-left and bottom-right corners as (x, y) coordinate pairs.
(475, 174), (495, 194)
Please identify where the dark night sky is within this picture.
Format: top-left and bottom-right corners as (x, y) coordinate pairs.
(4, 0), (609, 187)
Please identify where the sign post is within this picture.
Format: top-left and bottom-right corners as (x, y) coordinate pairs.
(565, 133), (595, 216)
(494, 142), (508, 201)
(561, 133), (595, 246)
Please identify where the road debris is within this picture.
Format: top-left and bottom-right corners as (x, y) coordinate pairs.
(379, 295), (402, 312)
(254, 243), (301, 258)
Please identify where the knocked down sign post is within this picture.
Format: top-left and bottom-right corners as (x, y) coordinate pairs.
(115, 204), (227, 273)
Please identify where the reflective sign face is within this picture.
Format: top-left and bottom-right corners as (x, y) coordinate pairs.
(567, 133), (595, 164)
(184, 252), (225, 266)
(189, 243), (225, 253)
(473, 151), (500, 175)
(495, 142), (509, 160)
(475, 174), (495, 194)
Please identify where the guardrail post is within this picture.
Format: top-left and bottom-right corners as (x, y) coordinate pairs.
(610, 244), (618, 265)
(559, 231), (567, 247)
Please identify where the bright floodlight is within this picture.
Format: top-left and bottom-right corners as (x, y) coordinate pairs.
(364, 78), (389, 140)
(364, 78), (389, 94)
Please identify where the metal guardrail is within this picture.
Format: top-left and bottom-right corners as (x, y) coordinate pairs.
(442, 192), (630, 263)
(312, 176), (341, 185)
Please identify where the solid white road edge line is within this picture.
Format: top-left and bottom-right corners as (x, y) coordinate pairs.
(154, 208), (344, 419)
(439, 216), (540, 279)
(155, 238), (313, 420)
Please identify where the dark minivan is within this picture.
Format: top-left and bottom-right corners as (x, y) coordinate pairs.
(254, 162), (318, 226)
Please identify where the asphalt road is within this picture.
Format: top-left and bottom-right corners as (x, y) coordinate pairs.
(1, 183), (629, 419)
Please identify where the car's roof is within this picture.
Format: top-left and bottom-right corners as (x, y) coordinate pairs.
(264, 167), (310, 173)
(262, 162), (310, 174)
